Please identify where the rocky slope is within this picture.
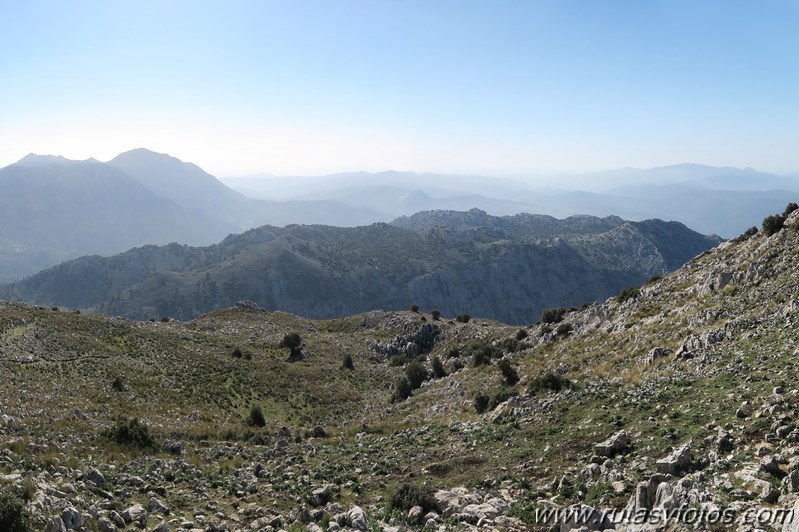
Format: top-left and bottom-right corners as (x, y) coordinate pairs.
(0, 210), (720, 325)
(2, 207), (799, 530)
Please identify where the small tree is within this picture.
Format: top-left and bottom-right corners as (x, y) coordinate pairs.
(279, 333), (304, 361)
(406, 360), (428, 390)
(392, 376), (413, 402)
(497, 359), (520, 385)
(247, 405), (266, 427)
(431, 356), (446, 378)
(342, 353), (355, 371)
(411, 304), (419, 313)
(474, 392), (490, 413)
(431, 309), (441, 321)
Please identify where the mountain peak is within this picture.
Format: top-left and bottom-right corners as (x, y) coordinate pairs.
(14, 153), (100, 167)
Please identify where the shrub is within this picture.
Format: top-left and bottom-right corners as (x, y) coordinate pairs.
(489, 387), (519, 410)
(102, 417), (155, 449)
(455, 313), (471, 323)
(497, 359), (520, 385)
(411, 304), (419, 313)
(111, 375), (125, 392)
(247, 406), (266, 428)
(232, 347), (243, 358)
(474, 392), (490, 413)
(645, 275), (662, 285)
(736, 226), (758, 242)
(784, 202), (799, 218)
(515, 329), (528, 341)
(616, 286), (640, 304)
(528, 372), (571, 395)
(406, 360), (428, 390)
(444, 347), (460, 359)
(497, 337), (521, 353)
(556, 323), (572, 337)
(431, 309), (441, 321)
(392, 376), (413, 402)
(540, 307), (566, 324)
(389, 483), (437, 513)
(0, 489), (33, 532)
(389, 355), (408, 367)
(342, 353), (355, 370)
(279, 333), (303, 361)
(762, 214), (785, 236)
(431, 356), (446, 378)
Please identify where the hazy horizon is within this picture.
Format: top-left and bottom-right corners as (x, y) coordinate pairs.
(2, 1), (798, 178)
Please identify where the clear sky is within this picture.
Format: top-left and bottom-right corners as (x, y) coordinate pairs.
(1, 0), (798, 177)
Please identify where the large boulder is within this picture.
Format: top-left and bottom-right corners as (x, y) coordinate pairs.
(656, 444), (693, 475)
(594, 430), (630, 457)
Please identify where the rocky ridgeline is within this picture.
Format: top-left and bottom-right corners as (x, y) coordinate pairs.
(371, 322), (441, 359)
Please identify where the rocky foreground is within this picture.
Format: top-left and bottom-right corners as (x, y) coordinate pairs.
(3, 208), (799, 531)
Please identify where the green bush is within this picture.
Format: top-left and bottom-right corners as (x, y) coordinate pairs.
(474, 392), (490, 413)
(0, 490), (33, 532)
(555, 323), (572, 337)
(411, 304), (419, 313)
(389, 483), (437, 513)
(342, 353), (355, 370)
(528, 372), (571, 395)
(497, 337), (521, 353)
(468, 342), (499, 367)
(444, 347), (460, 359)
(111, 375), (125, 392)
(431, 356), (446, 378)
(431, 309), (442, 321)
(497, 359), (520, 385)
(392, 376), (413, 402)
(733, 226), (758, 242)
(102, 417), (155, 449)
(455, 313), (471, 323)
(762, 214), (785, 236)
(616, 286), (640, 303)
(490, 388), (518, 409)
(784, 202), (798, 217)
(247, 406), (266, 428)
(279, 333), (303, 360)
(515, 329), (528, 341)
(389, 355), (409, 367)
(540, 307), (566, 324)
(406, 360), (428, 390)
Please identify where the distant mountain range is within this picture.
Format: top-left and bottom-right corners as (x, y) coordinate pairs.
(1, 147), (796, 287)
(0, 209), (721, 324)
(223, 165), (799, 238)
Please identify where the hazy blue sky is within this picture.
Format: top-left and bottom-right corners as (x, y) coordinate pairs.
(1, 0), (797, 177)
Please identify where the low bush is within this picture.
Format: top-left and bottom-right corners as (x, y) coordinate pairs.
(556, 323), (572, 337)
(528, 372), (571, 395)
(497, 359), (520, 385)
(540, 307), (566, 324)
(431, 309), (442, 321)
(431, 356), (446, 378)
(102, 417), (155, 448)
(616, 286), (640, 304)
(0, 489), (33, 532)
(762, 214), (785, 237)
(515, 329), (528, 341)
(342, 353), (355, 370)
(389, 483), (437, 513)
(392, 376), (413, 402)
(406, 360), (428, 390)
(455, 313), (471, 323)
(247, 406), (266, 428)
